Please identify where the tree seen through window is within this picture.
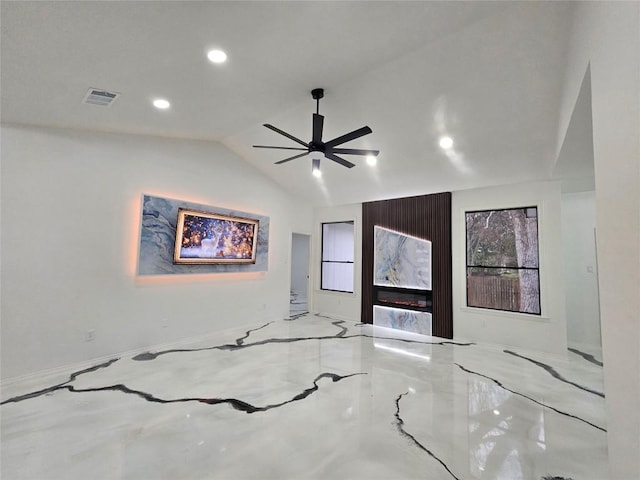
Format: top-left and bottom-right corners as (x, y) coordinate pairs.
(465, 207), (540, 315)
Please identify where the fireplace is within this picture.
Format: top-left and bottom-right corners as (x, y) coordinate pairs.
(372, 286), (433, 336)
(375, 286), (432, 312)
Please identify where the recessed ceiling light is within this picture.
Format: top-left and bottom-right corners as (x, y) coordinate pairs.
(439, 136), (453, 149)
(366, 155), (377, 166)
(207, 49), (227, 64)
(153, 98), (170, 110)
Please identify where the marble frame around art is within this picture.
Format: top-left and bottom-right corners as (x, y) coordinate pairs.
(137, 194), (270, 276)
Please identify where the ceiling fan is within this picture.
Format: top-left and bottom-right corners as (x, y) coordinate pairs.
(253, 88), (379, 175)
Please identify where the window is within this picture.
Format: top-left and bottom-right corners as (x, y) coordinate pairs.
(465, 207), (540, 314)
(321, 221), (354, 293)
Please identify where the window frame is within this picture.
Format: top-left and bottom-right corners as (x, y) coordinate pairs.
(465, 206), (541, 315)
(320, 221), (355, 293)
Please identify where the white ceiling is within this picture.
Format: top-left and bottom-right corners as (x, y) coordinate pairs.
(1, 1), (588, 206)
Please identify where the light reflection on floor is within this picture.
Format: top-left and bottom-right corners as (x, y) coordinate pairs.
(1, 314), (606, 480)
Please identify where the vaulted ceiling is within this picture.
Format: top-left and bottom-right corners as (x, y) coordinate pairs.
(1, 1), (590, 206)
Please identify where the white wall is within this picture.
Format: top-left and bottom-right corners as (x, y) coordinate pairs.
(0, 125), (313, 379)
(558, 3), (640, 477)
(311, 204), (362, 322)
(452, 181), (567, 355)
(562, 191), (601, 349)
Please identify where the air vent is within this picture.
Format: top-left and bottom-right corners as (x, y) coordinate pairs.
(83, 88), (120, 107)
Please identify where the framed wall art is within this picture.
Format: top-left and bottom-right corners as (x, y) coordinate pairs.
(174, 208), (259, 265)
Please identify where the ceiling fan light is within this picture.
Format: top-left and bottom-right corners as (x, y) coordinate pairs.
(312, 158), (321, 177)
(366, 155), (377, 166)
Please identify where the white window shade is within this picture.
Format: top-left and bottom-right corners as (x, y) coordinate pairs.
(322, 263), (354, 292)
(322, 223), (354, 262)
(321, 221), (354, 292)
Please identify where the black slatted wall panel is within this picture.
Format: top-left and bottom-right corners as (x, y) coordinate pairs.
(361, 192), (453, 338)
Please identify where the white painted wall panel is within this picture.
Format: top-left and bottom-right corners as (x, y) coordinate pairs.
(557, 3), (640, 476)
(312, 204), (362, 321)
(0, 125), (313, 379)
(452, 181), (568, 355)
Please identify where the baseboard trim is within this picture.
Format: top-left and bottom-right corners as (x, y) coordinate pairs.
(1, 321), (261, 389)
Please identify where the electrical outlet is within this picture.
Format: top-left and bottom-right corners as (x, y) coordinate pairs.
(85, 330), (96, 342)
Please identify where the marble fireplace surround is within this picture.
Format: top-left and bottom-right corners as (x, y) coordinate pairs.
(372, 225), (433, 337)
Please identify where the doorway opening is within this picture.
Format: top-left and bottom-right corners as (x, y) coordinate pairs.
(555, 66), (603, 364)
(290, 233), (310, 315)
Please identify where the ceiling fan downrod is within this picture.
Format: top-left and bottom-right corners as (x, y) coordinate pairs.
(311, 88), (324, 115)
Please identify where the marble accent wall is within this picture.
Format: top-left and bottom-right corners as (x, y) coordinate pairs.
(138, 194), (269, 275)
(373, 226), (431, 290)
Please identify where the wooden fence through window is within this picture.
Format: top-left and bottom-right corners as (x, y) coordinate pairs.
(467, 275), (520, 311)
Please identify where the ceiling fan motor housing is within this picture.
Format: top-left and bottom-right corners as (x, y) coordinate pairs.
(309, 141), (324, 152)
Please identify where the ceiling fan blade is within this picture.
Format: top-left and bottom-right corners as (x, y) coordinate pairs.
(329, 148), (380, 156)
(253, 145), (308, 151)
(263, 124), (308, 148)
(325, 152), (355, 168)
(274, 152), (309, 165)
(324, 126), (372, 148)
(312, 114), (324, 144)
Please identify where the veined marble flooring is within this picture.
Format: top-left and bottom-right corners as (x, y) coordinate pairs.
(289, 291), (308, 315)
(1, 314), (607, 480)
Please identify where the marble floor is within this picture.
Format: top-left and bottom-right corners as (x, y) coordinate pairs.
(1, 314), (607, 480)
(290, 290), (308, 315)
